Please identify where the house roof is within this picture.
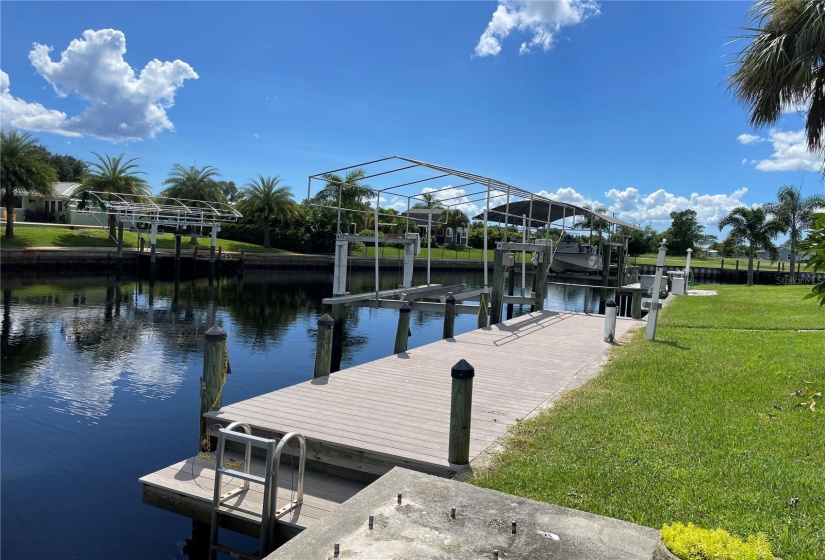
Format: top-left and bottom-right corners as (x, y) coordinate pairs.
(401, 208), (447, 226)
(54, 182), (81, 197)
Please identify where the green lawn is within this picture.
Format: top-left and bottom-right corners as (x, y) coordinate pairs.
(471, 285), (824, 560)
(0, 225), (287, 253)
(630, 253), (798, 271)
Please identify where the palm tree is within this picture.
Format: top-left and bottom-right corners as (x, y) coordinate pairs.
(440, 209), (470, 245)
(412, 192), (443, 209)
(727, 0), (825, 164)
(765, 184), (825, 275)
(575, 203), (610, 247)
(312, 169), (374, 233)
(1, 130), (57, 238)
(237, 175), (299, 248)
(79, 153), (150, 239)
(718, 206), (783, 286)
(160, 164), (224, 203)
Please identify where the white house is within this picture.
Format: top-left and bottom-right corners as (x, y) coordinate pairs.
(4, 182), (108, 227)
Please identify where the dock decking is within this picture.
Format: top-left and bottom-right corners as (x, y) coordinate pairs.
(141, 310), (642, 534)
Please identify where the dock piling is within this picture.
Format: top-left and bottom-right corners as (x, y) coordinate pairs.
(314, 314), (334, 378)
(448, 359), (474, 465)
(477, 293), (489, 329)
(490, 250), (505, 325)
(604, 299), (617, 343)
(443, 295), (456, 339)
(200, 325), (227, 451)
(116, 221), (124, 279)
(645, 239), (668, 341)
(394, 303), (411, 354)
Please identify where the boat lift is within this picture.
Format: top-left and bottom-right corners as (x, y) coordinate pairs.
(307, 156), (619, 323)
(74, 190), (242, 279)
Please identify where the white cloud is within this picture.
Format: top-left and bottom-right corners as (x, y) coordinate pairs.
(737, 133), (762, 145)
(0, 70), (78, 136)
(475, 0), (599, 57)
(604, 186), (749, 226)
(1, 29), (197, 141)
(747, 129), (822, 172)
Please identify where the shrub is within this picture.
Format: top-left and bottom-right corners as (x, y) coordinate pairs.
(661, 522), (773, 560)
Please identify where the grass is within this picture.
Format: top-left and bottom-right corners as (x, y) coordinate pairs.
(0, 225), (287, 253)
(359, 244), (500, 261)
(631, 253), (801, 271)
(471, 285), (824, 560)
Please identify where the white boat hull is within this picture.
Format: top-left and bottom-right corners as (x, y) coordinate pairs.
(550, 252), (603, 273)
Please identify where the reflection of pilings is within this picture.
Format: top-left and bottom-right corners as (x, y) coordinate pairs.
(105, 281), (115, 322)
(172, 278), (180, 311)
(330, 303), (345, 373)
(2, 289), (12, 350)
(115, 281), (122, 317)
(184, 520), (210, 560)
(207, 282), (215, 327)
(148, 282), (155, 324)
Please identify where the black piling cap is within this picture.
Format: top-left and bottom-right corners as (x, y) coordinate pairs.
(446, 295), (456, 304)
(605, 300), (617, 308)
(400, 303), (411, 314)
(318, 313), (334, 328)
(451, 359), (475, 379)
(204, 325), (227, 341)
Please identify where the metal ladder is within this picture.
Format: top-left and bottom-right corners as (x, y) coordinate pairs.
(208, 422), (306, 560)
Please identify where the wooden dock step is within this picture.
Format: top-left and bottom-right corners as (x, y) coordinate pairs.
(140, 450), (367, 538)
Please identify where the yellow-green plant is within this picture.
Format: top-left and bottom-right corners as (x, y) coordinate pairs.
(661, 522), (773, 560)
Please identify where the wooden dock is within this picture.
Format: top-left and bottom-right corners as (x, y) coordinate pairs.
(140, 310), (642, 536)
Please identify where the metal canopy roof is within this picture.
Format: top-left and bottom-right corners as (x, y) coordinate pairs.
(476, 200), (641, 231)
(307, 155), (639, 232)
(75, 190), (242, 228)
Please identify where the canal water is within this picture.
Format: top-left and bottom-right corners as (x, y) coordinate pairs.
(0, 269), (602, 559)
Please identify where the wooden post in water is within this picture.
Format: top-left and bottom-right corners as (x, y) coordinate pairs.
(314, 314), (334, 378)
(490, 249), (506, 325)
(532, 250), (548, 312)
(583, 287), (591, 314)
(477, 292), (489, 329)
(394, 303), (411, 354)
(200, 325), (227, 452)
(174, 235), (182, 282)
(448, 359), (474, 465)
(631, 289), (642, 320)
(209, 225), (218, 280)
(116, 221), (124, 280)
(506, 267), (515, 320)
(149, 222), (158, 281)
(443, 295), (456, 339)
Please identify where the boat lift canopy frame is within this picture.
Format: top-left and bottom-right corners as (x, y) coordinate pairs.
(306, 155), (638, 301)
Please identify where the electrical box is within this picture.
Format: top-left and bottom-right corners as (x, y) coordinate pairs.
(504, 253), (515, 267)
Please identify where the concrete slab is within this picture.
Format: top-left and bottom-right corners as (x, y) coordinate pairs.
(267, 468), (673, 560)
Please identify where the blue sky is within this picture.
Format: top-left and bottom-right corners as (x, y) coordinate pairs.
(2, 1), (823, 234)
